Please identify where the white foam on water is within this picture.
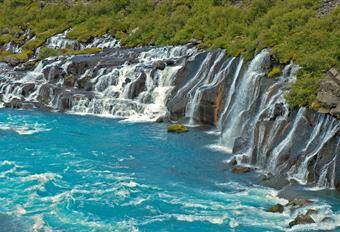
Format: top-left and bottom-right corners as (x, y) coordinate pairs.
(15, 205), (27, 215)
(32, 215), (45, 232)
(229, 218), (239, 228)
(0, 122), (51, 135)
(174, 214), (228, 225)
(206, 144), (233, 153)
(20, 172), (62, 184)
(121, 196), (150, 206)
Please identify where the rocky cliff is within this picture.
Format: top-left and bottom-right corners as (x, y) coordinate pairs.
(314, 68), (340, 119)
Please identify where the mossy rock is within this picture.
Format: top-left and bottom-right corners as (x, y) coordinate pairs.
(167, 124), (189, 133)
(267, 204), (284, 213)
(268, 66), (282, 78)
(286, 198), (313, 207)
(289, 214), (315, 227)
(310, 101), (321, 111)
(64, 74), (76, 87)
(231, 166), (252, 174)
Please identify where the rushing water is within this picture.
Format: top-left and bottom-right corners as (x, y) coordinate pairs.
(0, 31), (340, 230)
(0, 108), (339, 232)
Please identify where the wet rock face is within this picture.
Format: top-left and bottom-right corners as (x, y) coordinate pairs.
(128, 72), (147, 99)
(231, 166), (252, 174)
(289, 214), (315, 227)
(316, 68), (340, 119)
(165, 49), (339, 190)
(267, 204), (284, 213)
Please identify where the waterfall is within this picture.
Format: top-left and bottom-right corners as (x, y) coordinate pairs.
(171, 48), (339, 189)
(0, 34), (339, 189)
(0, 45), (196, 122)
(220, 50), (270, 150)
(186, 54), (233, 125)
(216, 58), (243, 131)
(45, 30), (120, 51)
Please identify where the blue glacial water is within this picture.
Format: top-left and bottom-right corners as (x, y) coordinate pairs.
(0, 108), (339, 232)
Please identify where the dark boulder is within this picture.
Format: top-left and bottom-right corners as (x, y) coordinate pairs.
(21, 83), (35, 97)
(77, 75), (92, 90)
(270, 103), (285, 121)
(261, 174), (290, 189)
(289, 214), (315, 228)
(267, 204), (284, 213)
(286, 198), (313, 207)
(154, 60), (166, 70)
(231, 165), (252, 174)
(64, 74), (76, 87)
(128, 72), (147, 99)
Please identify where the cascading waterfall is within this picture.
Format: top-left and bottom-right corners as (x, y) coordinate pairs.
(220, 50), (270, 149)
(216, 58), (243, 131)
(172, 49), (339, 189)
(0, 34), (339, 189)
(186, 54), (233, 125)
(0, 43), (197, 122)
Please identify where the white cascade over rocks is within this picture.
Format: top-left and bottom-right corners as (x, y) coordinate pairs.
(0, 35), (339, 190)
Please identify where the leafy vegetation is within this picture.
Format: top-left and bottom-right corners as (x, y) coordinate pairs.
(0, 0), (339, 108)
(38, 47), (102, 60)
(268, 66), (282, 78)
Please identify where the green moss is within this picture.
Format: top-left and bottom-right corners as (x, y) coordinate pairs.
(268, 66), (281, 78)
(167, 124), (189, 133)
(37, 47), (102, 60)
(267, 204), (284, 213)
(310, 101), (321, 111)
(38, 47), (59, 59)
(22, 38), (45, 51)
(62, 47), (102, 56)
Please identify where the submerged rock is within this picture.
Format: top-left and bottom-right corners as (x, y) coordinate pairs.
(267, 204), (284, 213)
(231, 166), (252, 174)
(260, 173), (290, 189)
(167, 124), (189, 133)
(289, 214), (315, 227)
(321, 216), (334, 223)
(306, 209), (318, 216)
(286, 198), (313, 207)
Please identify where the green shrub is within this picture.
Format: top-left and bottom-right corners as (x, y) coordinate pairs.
(285, 71), (321, 108)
